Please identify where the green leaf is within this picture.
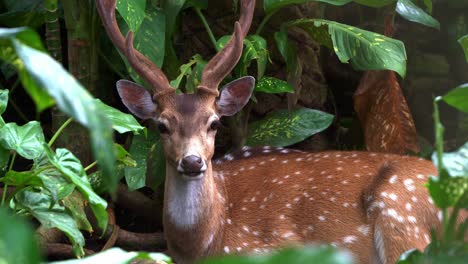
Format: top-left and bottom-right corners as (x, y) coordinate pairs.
(255, 77), (294, 94)
(396, 0), (440, 30)
(458, 35), (468, 63)
(0, 121), (45, 160)
(43, 145), (108, 234)
(11, 33), (116, 193)
(3, 170), (43, 187)
(264, 0), (352, 14)
(0, 28), (55, 112)
(287, 19), (407, 77)
(186, 55), (207, 92)
(146, 136), (166, 191)
(353, 0), (396, 7)
(14, 189), (85, 257)
(49, 248), (172, 264)
(118, 6), (166, 84)
(246, 108), (334, 147)
(240, 35), (268, 79)
(170, 56), (198, 89)
(95, 99), (144, 134)
(125, 134), (149, 191)
(433, 142), (468, 179)
(116, 0), (146, 32)
(162, 0), (186, 36)
(0, 89), (8, 115)
(0, 207), (41, 264)
(274, 29), (300, 87)
(201, 246), (352, 264)
(0, 89), (7, 129)
(442, 83), (468, 113)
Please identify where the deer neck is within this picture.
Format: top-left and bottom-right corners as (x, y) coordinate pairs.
(163, 160), (226, 258)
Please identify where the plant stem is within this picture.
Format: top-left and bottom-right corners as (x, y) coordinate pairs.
(256, 10), (277, 35)
(194, 8), (217, 50)
(1, 153), (15, 206)
(48, 117), (73, 147)
(84, 161), (97, 172)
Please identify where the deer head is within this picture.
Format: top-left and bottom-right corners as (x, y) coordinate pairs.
(96, 0), (256, 180)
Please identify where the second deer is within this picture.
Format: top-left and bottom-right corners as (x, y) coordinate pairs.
(97, 0), (464, 263)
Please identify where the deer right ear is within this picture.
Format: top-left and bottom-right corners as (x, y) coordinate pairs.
(117, 80), (157, 119)
(216, 76), (255, 116)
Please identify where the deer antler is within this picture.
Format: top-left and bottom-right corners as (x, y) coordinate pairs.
(96, 0), (174, 98)
(198, 0), (256, 96)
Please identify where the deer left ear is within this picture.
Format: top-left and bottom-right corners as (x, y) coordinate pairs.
(216, 76), (255, 116)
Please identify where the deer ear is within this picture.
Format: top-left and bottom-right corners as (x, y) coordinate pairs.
(117, 80), (157, 119)
(216, 76), (255, 116)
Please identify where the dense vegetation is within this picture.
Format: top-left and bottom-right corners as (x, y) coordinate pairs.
(0, 0), (467, 263)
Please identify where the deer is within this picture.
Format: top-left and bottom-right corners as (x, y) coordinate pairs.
(96, 0), (462, 263)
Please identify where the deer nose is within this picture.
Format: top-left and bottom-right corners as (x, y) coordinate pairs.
(180, 155), (205, 176)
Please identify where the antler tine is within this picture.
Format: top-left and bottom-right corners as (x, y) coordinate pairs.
(96, 0), (174, 97)
(198, 0), (256, 96)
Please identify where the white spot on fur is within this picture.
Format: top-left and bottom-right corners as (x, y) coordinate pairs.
(405, 203), (412, 211)
(408, 216), (417, 223)
(343, 235), (357, 244)
(389, 193), (398, 201)
(389, 175), (398, 184)
(404, 179), (415, 191)
(358, 225), (370, 235)
(318, 216), (326, 221)
(224, 246), (230, 253)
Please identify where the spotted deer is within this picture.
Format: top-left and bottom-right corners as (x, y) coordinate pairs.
(96, 0), (459, 263)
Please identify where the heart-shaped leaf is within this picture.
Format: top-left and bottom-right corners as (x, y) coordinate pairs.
(0, 121), (45, 160)
(14, 189), (85, 257)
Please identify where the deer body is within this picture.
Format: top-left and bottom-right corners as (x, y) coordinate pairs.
(163, 147), (440, 263)
(95, 0), (457, 263)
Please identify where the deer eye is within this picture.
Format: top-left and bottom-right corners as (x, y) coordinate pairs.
(157, 122), (169, 134)
(209, 120), (221, 131)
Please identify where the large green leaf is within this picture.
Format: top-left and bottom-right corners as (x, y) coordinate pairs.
(95, 99), (144, 134)
(255, 77), (294, 94)
(9, 29), (116, 193)
(49, 248), (172, 264)
(162, 0), (186, 37)
(287, 19), (407, 77)
(0, 89), (7, 128)
(0, 28), (55, 112)
(442, 83), (468, 113)
(201, 246), (352, 264)
(459, 35), (468, 63)
(246, 108), (334, 147)
(125, 134), (149, 191)
(264, 0), (351, 14)
(274, 29), (300, 90)
(433, 142), (468, 179)
(0, 89), (7, 115)
(43, 145), (108, 233)
(0, 207), (41, 264)
(146, 139), (166, 191)
(14, 189), (85, 257)
(118, 6), (166, 84)
(116, 0), (146, 32)
(396, 0), (440, 30)
(0, 121), (45, 160)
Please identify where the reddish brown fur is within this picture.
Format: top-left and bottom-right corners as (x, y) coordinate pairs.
(163, 147), (451, 263)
